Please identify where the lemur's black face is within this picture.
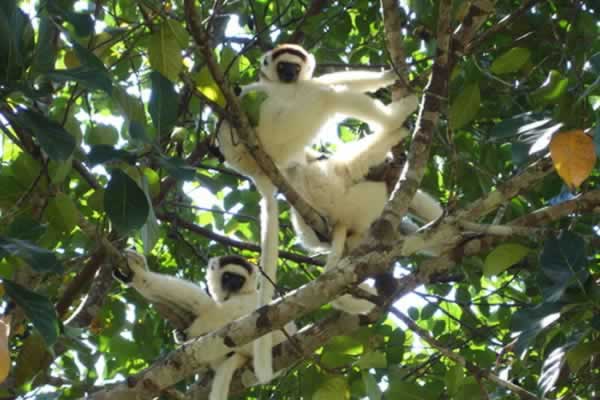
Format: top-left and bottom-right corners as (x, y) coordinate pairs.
(276, 61), (301, 83)
(221, 271), (246, 293)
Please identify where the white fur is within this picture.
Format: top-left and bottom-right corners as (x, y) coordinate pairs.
(217, 44), (412, 382)
(285, 95), (443, 314)
(121, 251), (296, 400)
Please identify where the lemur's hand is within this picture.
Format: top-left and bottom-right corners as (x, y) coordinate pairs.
(114, 249), (147, 284)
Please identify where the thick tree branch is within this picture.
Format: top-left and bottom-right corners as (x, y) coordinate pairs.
(183, 0), (329, 239)
(381, 0), (410, 98)
(369, 0), (453, 249)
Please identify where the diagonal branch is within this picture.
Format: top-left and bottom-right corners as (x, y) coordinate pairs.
(183, 0), (329, 239)
(157, 211), (324, 266)
(391, 308), (548, 400)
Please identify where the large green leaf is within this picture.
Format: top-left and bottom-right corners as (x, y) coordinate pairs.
(0, 236), (62, 273)
(104, 169), (150, 234)
(3, 280), (60, 346)
(449, 83), (480, 130)
(490, 47), (531, 75)
(46, 67), (112, 94)
(46, 0), (93, 37)
(15, 110), (76, 161)
(31, 14), (57, 74)
(0, 0), (34, 81)
(539, 231), (588, 302)
(361, 371), (382, 400)
(148, 71), (178, 137)
(483, 243), (530, 277)
(148, 20), (183, 82)
(313, 376), (350, 400)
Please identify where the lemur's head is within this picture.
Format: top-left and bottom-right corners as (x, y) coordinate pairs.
(260, 44), (316, 83)
(207, 255), (257, 302)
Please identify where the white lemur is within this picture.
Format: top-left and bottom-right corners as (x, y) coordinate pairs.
(115, 250), (296, 400)
(217, 43), (430, 382)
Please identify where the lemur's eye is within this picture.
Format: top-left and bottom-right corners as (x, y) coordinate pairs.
(263, 58), (268, 66)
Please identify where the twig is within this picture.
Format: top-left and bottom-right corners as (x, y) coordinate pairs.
(391, 308), (547, 400)
(157, 211), (324, 266)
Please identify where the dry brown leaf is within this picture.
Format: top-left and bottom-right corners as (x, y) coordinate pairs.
(549, 130), (597, 189)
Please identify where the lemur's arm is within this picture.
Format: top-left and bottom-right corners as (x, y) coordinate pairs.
(117, 251), (215, 318)
(315, 70), (397, 92)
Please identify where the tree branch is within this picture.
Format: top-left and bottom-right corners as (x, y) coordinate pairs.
(156, 211), (324, 266)
(183, 0), (329, 239)
(391, 309), (548, 400)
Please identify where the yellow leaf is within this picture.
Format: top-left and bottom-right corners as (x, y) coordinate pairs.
(0, 316), (11, 384)
(550, 130), (596, 189)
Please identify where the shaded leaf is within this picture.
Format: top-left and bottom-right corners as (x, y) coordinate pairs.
(356, 351), (387, 369)
(3, 280), (60, 346)
(0, 1), (34, 81)
(149, 71), (178, 137)
(140, 176), (160, 254)
(313, 375), (350, 400)
(539, 231), (588, 302)
(46, 67), (112, 94)
(241, 90), (268, 127)
(15, 110), (75, 161)
(449, 83), (480, 130)
(0, 237), (62, 273)
(361, 371), (382, 400)
(104, 169), (150, 234)
(445, 363), (464, 396)
(511, 303), (562, 356)
(490, 47), (531, 75)
(550, 130), (596, 189)
(483, 243), (530, 277)
(87, 145), (137, 165)
(158, 156), (197, 181)
(45, 193), (79, 234)
(14, 332), (51, 386)
(148, 20), (183, 82)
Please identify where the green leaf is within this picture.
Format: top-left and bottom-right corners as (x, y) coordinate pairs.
(158, 156), (197, 181)
(149, 71), (178, 137)
(87, 145), (137, 165)
(46, 0), (93, 37)
(449, 83), (480, 130)
(0, 236), (62, 273)
(140, 176), (160, 254)
(104, 169), (150, 234)
(3, 280), (60, 346)
(567, 339), (600, 373)
(490, 47), (531, 75)
(113, 86), (146, 125)
(483, 243), (530, 277)
(530, 70), (568, 106)
(15, 110), (76, 161)
(313, 376), (350, 400)
(195, 66), (226, 108)
(148, 20), (183, 82)
(31, 15), (58, 74)
(7, 217), (47, 241)
(0, 1), (34, 81)
(361, 371), (382, 400)
(104, 169), (149, 234)
(84, 123), (119, 146)
(46, 66), (112, 94)
(539, 231), (588, 302)
(445, 363), (464, 396)
(241, 90), (268, 127)
(45, 192), (79, 234)
(356, 351), (387, 369)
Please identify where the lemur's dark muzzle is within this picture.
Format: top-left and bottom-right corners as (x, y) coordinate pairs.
(221, 272), (246, 292)
(277, 62), (300, 83)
